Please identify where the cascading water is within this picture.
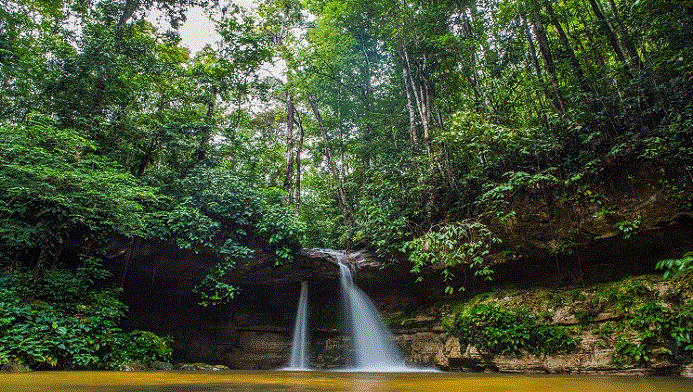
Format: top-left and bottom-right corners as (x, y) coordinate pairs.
(338, 263), (407, 371)
(286, 281), (310, 370)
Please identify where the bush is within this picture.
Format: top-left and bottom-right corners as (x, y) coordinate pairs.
(116, 330), (172, 367)
(450, 303), (580, 355)
(614, 301), (693, 365)
(405, 221), (498, 294)
(0, 271), (171, 370)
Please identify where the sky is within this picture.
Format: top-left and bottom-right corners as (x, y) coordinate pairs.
(177, 7), (220, 54)
(151, 1), (256, 55)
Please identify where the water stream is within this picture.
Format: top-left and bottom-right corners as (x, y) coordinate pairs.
(286, 281), (309, 370)
(338, 263), (407, 372)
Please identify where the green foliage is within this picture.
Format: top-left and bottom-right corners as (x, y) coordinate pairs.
(450, 303), (580, 355)
(0, 118), (157, 267)
(445, 275), (693, 367)
(118, 330), (173, 366)
(353, 193), (409, 261)
(155, 167), (305, 306)
(555, 275), (693, 366)
(405, 221), (499, 294)
(594, 276), (658, 312)
(656, 252), (693, 279)
(614, 216), (642, 239)
(478, 170), (560, 211)
(2, 0), (693, 359)
(0, 271), (171, 370)
(613, 301), (693, 365)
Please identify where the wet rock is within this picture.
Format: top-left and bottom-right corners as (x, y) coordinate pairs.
(0, 360), (31, 372)
(681, 364), (693, 378)
(118, 361), (147, 371)
(492, 354), (547, 374)
(151, 361), (173, 370)
(174, 362), (230, 371)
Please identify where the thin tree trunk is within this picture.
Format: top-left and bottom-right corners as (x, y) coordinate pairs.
(545, 0), (592, 95)
(606, 0), (642, 70)
(588, 0), (629, 72)
(403, 47), (433, 155)
(402, 55), (419, 150)
(460, 8), (483, 111)
(520, 14), (547, 116)
(295, 111), (305, 215)
(283, 91), (295, 204)
(527, 8), (565, 115)
(522, 13), (543, 79)
(307, 94), (352, 222)
(577, 3), (608, 75)
(361, 41), (373, 167)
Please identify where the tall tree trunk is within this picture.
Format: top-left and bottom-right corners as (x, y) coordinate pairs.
(403, 46), (456, 190)
(402, 47), (433, 155)
(520, 13), (548, 116)
(528, 6), (566, 115)
(606, 0), (642, 70)
(295, 111), (305, 215)
(307, 94), (353, 223)
(402, 55), (419, 151)
(522, 12), (543, 80)
(521, 11), (551, 112)
(283, 91), (295, 204)
(360, 40), (373, 166)
(577, 3), (608, 76)
(545, 0), (592, 95)
(588, 0), (629, 72)
(460, 8), (483, 112)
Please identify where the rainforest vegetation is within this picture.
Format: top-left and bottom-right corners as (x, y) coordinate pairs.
(1, 0), (692, 369)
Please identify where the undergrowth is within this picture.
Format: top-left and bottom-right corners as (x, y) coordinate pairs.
(0, 270), (172, 370)
(443, 272), (693, 368)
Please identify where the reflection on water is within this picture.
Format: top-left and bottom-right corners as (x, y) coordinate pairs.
(1, 370), (691, 392)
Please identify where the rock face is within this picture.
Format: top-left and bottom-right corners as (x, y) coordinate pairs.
(392, 330), (650, 375)
(225, 330), (290, 369)
(112, 164), (693, 375)
(387, 273), (693, 377)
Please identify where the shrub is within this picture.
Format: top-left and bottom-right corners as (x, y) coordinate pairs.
(0, 271), (171, 370)
(656, 252), (693, 279)
(450, 303), (580, 355)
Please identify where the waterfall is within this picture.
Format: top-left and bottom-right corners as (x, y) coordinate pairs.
(338, 263), (407, 371)
(286, 281), (310, 370)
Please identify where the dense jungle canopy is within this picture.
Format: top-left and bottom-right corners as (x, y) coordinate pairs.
(1, 0), (693, 369)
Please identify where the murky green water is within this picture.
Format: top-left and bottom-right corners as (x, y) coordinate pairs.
(1, 371), (690, 392)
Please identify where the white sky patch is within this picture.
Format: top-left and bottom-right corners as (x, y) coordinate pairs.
(148, 1), (257, 55)
(178, 7), (220, 54)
